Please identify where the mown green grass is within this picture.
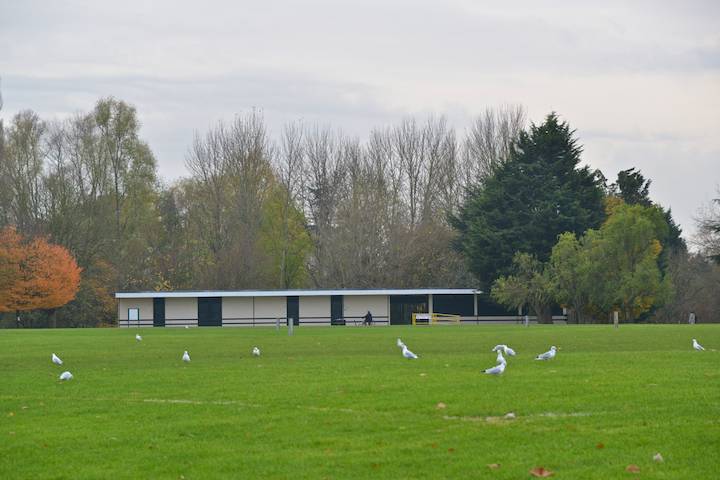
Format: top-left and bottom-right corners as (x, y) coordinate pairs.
(1, 325), (719, 479)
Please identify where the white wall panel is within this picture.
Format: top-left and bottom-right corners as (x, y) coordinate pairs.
(222, 297), (253, 319)
(165, 298), (198, 320)
(344, 295), (388, 320)
(253, 297), (286, 320)
(118, 298), (153, 320)
(299, 296), (330, 325)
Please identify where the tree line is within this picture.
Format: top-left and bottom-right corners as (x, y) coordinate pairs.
(451, 113), (717, 323)
(0, 95), (718, 326)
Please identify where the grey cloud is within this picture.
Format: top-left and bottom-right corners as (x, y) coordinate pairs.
(1, 70), (408, 179)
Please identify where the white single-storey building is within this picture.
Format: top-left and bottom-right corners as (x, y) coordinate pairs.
(115, 288), (505, 327)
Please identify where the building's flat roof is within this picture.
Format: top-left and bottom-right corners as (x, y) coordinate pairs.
(115, 288), (480, 299)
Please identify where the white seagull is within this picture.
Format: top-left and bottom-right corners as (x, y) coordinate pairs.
(492, 344), (516, 356)
(496, 349), (506, 365)
(252, 346), (261, 357)
(402, 345), (418, 359)
(182, 351), (191, 362)
(484, 361), (506, 375)
(692, 339), (705, 351)
(135, 334), (142, 342)
(535, 346), (557, 360)
(396, 338), (406, 348)
(59, 371), (73, 381)
(51, 353), (63, 365)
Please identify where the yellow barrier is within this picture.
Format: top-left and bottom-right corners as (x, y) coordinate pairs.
(411, 313), (461, 325)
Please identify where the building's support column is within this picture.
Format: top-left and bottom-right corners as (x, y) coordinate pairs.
(428, 294), (433, 317)
(474, 292), (478, 322)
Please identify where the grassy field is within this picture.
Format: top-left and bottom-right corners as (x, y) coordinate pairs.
(1, 325), (719, 479)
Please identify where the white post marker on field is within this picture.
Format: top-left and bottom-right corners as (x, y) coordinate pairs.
(288, 317), (294, 336)
(275, 317), (280, 331)
(689, 312), (696, 325)
(524, 314), (529, 327)
(613, 311), (619, 329)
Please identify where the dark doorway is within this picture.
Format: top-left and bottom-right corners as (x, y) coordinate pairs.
(153, 298), (165, 327)
(331, 295), (344, 325)
(390, 295), (428, 325)
(433, 294), (474, 316)
(198, 297), (222, 326)
(286, 296), (299, 326)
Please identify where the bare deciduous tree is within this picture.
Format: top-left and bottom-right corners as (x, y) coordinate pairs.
(184, 111), (276, 288)
(274, 122), (306, 287)
(693, 189), (720, 264)
(1, 110), (47, 233)
(461, 104), (526, 188)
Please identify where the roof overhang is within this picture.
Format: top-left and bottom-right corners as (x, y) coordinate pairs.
(115, 288), (481, 299)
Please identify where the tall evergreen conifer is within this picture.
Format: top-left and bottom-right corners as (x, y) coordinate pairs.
(452, 113), (605, 287)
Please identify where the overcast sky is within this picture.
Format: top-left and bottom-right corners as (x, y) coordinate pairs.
(1, 0), (718, 239)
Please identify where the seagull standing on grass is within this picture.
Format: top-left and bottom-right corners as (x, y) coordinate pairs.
(402, 345), (418, 359)
(535, 346), (557, 360)
(182, 351), (191, 362)
(692, 339), (705, 351)
(484, 361), (506, 375)
(496, 349), (506, 365)
(396, 338), (406, 349)
(59, 371), (73, 381)
(51, 353), (63, 365)
(252, 346), (261, 357)
(135, 334), (142, 342)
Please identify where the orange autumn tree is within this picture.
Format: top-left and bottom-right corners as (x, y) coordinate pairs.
(0, 227), (82, 323)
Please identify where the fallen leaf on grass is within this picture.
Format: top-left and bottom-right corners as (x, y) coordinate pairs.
(596, 443), (605, 449)
(430, 443), (438, 449)
(447, 448), (455, 453)
(419, 373), (427, 377)
(7, 412), (14, 417)
(626, 464), (640, 473)
(529, 467), (554, 477)
(487, 463), (501, 470)
(436, 402), (447, 409)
